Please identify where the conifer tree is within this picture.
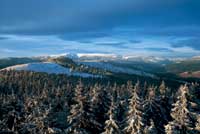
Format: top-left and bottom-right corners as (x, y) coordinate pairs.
(195, 116), (200, 132)
(165, 85), (195, 134)
(159, 81), (166, 97)
(115, 92), (126, 124)
(124, 82), (145, 134)
(102, 97), (121, 134)
(66, 81), (100, 134)
(126, 81), (134, 98)
(158, 81), (172, 130)
(165, 122), (183, 134)
(90, 85), (111, 132)
(144, 119), (158, 134)
(141, 81), (148, 99)
(143, 86), (167, 133)
(89, 83), (104, 133)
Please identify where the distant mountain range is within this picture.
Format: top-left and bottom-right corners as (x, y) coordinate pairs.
(48, 53), (200, 63)
(1, 53), (200, 79)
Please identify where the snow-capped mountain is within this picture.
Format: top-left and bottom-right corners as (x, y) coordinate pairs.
(192, 56), (200, 60)
(77, 53), (118, 58)
(122, 55), (168, 63)
(1, 62), (101, 78)
(2, 53), (199, 79)
(47, 52), (200, 65)
(50, 53), (79, 59)
(48, 53), (170, 63)
(76, 53), (122, 62)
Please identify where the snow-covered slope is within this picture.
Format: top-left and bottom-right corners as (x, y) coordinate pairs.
(1, 62), (101, 78)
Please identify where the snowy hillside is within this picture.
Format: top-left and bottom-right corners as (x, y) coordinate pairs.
(1, 62), (101, 78)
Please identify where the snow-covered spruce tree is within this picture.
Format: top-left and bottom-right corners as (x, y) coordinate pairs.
(158, 81), (172, 130)
(114, 90), (127, 125)
(108, 82), (127, 125)
(102, 97), (121, 134)
(47, 86), (69, 130)
(126, 81), (134, 98)
(159, 81), (167, 97)
(66, 81), (88, 133)
(188, 83), (200, 134)
(66, 81), (100, 134)
(158, 81), (171, 106)
(195, 116), (200, 132)
(124, 82), (145, 134)
(165, 85), (196, 134)
(165, 123), (181, 134)
(143, 86), (167, 133)
(90, 84), (111, 133)
(141, 81), (148, 99)
(144, 119), (158, 134)
(89, 83), (105, 133)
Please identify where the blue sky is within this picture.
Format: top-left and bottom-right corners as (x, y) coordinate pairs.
(0, 0), (200, 58)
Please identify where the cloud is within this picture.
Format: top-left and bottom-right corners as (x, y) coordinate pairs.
(0, 48), (15, 53)
(171, 38), (200, 50)
(0, 0), (200, 58)
(144, 47), (174, 52)
(0, 0), (199, 35)
(59, 32), (110, 42)
(95, 42), (128, 49)
(114, 25), (200, 37)
(0, 36), (9, 40)
(129, 40), (142, 44)
(0, 34), (199, 58)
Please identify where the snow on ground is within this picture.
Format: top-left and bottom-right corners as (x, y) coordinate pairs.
(1, 62), (101, 78)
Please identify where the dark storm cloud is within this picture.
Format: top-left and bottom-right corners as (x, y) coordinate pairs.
(135, 26), (200, 37)
(0, 0), (199, 35)
(59, 32), (110, 41)
(171, 38), (200, 50)
(0, 0), (200, 58)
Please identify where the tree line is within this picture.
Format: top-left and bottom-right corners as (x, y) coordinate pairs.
(0, 70), (200, 134)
